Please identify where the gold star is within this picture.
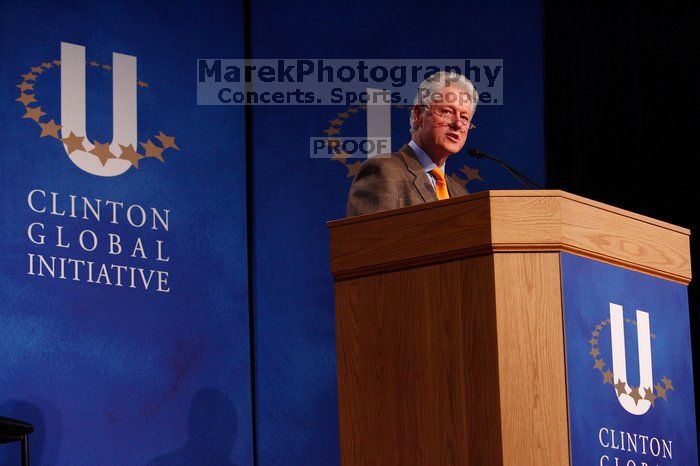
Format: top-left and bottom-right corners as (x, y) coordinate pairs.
(347, 107), (359, 113)
(330, 151), (351, 163)
(654, 383), (667, 401)
(460, 165), (483, 181)
(329, 118), (343, 126)
(588, 337), (598, 345)
(90, 141), (115, 166)
(140, 139), (164, 162)
(52, 59), (61, 66)
(22, 72), (37, 81)
(644, 387), (657, 406)
(39, 119), (62, 139)
(16, 93), (37, 105)
(16, 81), (34, 92)
(346, 160), (362, 178)
(589, 347), (600, 358)
(137, 80), (149, 88)
(593, 359), (605, 371)
(23, 106), (46, 122)
(118, 144), (144, 169)
(31, 66), (44, 74)
(41, 62), (53, 69)
(602, 370), (614, 385)
(662, 376), (674, 391)
(337, 112), (350, 118)
(592, 330), (600, 337)
(62, 132), (86, 154)
(614, 379), (627, 397)
(629, 386), (643, 405)
(595, 324), (603, 331)
(155, 131), (179, 150)
(89, 60), (100, 67)
(323, 127), (340, 136)
(102, 64), (112, 70)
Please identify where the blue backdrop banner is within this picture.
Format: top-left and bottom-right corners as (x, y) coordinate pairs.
(0, 1), (252, 464)
(561, 253), (698, 466)
(2, 0), (547, 464)
(248, 1), (545, 464)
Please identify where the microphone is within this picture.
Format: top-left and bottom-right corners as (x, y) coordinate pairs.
(466, 148), (542, 189)
(466, 148), (488, 159)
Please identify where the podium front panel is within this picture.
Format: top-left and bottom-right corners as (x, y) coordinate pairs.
(561, 253), (698, 466)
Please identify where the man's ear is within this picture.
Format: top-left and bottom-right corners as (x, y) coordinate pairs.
(412, 105), (423, 128)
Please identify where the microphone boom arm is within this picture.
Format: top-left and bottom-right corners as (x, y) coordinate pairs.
(467, 149), (543, 189)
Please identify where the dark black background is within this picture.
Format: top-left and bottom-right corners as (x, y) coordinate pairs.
(544, 1), (699, 424)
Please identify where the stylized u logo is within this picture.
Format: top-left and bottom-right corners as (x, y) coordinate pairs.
(60, 42), (136, 176)
(609, 303), (654, 415)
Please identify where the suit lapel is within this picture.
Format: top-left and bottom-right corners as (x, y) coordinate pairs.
(399, 145), (437, 203)
(446, 173), (467, 198)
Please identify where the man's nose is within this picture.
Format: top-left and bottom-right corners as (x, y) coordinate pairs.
(451, 119), (467, 131)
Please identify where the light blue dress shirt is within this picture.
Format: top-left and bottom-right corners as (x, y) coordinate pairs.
(409, 139), (445, 190)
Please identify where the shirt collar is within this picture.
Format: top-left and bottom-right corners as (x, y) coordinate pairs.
(409, 139), (444, 175)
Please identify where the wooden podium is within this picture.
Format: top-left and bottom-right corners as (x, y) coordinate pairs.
(327, 190), (692, 466)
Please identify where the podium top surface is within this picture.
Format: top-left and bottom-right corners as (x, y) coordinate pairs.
(327, 190), (691, 283)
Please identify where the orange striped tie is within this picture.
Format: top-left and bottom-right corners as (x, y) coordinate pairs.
(430, 168), (449, 200)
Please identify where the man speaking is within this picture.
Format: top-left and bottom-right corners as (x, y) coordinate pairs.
(346, 71), (477, 217)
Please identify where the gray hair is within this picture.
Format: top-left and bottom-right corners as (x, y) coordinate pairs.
(410, 71), (478, 133)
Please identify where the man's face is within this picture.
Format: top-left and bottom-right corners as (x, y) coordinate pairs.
(412, 85), (475, 164)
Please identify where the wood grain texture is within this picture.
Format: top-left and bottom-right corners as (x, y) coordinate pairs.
(330, 194), (492, 279)
(328, 190), (691, 283)
(492, 253), (569, 465)
(557, 196), (690, 282)
(330, 192), (692, 464)
(488, 194), (691, 283)
(335, 256), (504, 465)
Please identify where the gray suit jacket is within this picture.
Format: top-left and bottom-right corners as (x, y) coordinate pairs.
(346, 144), (468, 217)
